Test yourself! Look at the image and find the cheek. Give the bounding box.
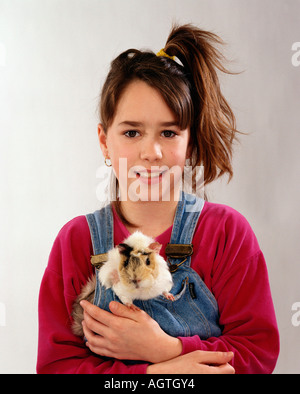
[167,135,190,165]
[111,155,136,183]
[168,149,187,168]
[106,141,134,177]
[119,268,130,284]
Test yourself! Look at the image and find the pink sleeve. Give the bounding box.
[36,217,148,374]
[179,251,280,374]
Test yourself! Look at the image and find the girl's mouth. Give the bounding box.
[135,169,167,184]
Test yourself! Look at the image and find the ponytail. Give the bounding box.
[164,24,239,184]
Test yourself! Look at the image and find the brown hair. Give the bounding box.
[99,24,239,224]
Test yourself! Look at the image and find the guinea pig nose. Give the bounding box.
[132,278,141,284]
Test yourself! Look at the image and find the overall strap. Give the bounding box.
[86,193,204,270]
[86,204,114,269]
[166,192,204,270]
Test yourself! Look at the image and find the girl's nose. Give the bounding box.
[140,140,162,162]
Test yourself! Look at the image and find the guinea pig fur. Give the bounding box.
[71,231,174,336]
[98,231,174,307]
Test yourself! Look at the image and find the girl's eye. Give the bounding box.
[124,130,140,138]
[161,130,176,138]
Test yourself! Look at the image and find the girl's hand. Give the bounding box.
[147,350,235,374]
[80,300,182,363]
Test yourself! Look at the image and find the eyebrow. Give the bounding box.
[118,120,180,128]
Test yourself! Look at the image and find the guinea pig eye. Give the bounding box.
[146,257,150,266]
[124,259,129,267]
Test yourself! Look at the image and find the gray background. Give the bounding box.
[0,0,299,373]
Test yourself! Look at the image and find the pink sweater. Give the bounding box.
[37,202,279,374]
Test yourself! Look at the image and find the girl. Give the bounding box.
[37,24,279,374]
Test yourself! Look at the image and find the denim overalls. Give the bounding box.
[86,192,222,340]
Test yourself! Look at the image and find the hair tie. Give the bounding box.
[156,48,175,61]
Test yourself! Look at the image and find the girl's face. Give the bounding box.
[98,79,191,202]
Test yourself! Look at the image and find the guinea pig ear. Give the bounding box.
[148,242,162,254]
[117,243,133,257]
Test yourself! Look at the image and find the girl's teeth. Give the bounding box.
[139,172,161,178]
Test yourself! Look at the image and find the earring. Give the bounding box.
[105,157,112,167]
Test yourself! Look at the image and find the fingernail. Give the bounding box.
[109,301,118,311]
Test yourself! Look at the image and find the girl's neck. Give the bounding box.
[119,199,178,238]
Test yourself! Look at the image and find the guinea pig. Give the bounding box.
[71,231,174,337]
[100,231,174,308]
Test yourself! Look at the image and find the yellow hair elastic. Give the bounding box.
[156,48,175,61]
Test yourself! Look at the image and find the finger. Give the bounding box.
[82,319,95,342]
[109,301,144,321]
[80,300,115,327]
[82,319,129,360]
[194,350,234,365]
[82,321,109,355]
[208,363,235,374]
[82,319,106,348]
[83,309,110,337]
